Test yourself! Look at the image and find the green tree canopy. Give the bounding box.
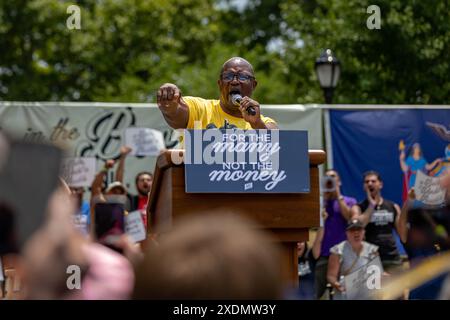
[0,0,448,104]
[280,0,450,104]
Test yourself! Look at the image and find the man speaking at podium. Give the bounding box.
[157,57,278,130]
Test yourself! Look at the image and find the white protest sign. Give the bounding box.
[124,127,165,156]
[61,157,97,187]
[344,256,383,300]
[125,210,147,243]
[414,171,446,206]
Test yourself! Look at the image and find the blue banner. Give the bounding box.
[184,129,310,193]
[330,109,450,206]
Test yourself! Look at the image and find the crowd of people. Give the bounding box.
[0,133,285,299]
[0,141,282,300]
[1,136,449,300]
[1,56,450,300]
[295,169,450,300]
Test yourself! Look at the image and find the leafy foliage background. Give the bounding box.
[1,0,448,104]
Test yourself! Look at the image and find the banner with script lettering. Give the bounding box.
[0,103,180,195]
[184,129,309,193]
[0,102,322,195]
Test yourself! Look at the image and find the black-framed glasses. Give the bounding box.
[221,72,255,82]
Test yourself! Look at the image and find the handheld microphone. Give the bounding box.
[230,94,256,116]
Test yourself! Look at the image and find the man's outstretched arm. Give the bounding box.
[157,83,189,129]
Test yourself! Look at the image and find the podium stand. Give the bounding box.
[147,149,326,287]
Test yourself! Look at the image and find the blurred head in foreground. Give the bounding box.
[133,213,282,299]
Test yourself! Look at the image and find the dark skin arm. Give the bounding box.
[157,83,189,129]
[158,83,278,129]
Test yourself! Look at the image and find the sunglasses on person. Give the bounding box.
[221,72,255,82]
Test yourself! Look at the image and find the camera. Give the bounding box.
[321,176,336,192]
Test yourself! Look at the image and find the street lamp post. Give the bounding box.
[315,49,341,104]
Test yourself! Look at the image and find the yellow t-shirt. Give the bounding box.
[183,96,276,129]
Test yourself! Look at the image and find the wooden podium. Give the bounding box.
[147,149,326,287]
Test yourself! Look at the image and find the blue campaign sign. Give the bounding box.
[184,129,310,193]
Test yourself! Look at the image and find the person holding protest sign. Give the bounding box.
[351,171,403,273]
[327,219,380,300]
[157,57,278,130]
[315,169,357,299]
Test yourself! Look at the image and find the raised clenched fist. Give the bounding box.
[157,83,181,112]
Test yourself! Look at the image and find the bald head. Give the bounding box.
[221,57,254,75]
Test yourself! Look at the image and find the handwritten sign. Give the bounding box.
[125,210,147,243]
[61,157,97,187]
[184,130,309,193]
[124,128,165,156]
[344,256,383,300]
[414,171,446,206]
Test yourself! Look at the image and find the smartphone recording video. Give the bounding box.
[94,202,125,249]
[0,138,62,252]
